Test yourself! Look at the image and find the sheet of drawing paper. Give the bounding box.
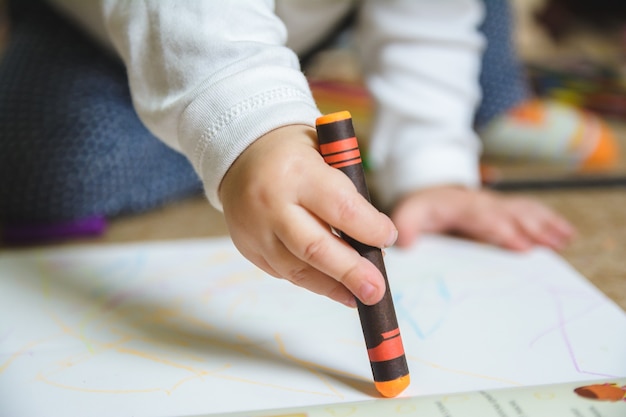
[1,235,625,417]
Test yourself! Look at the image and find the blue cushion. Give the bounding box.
[0,0,202,223]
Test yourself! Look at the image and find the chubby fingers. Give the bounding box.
[252,242,358,308]
[272,204,388,306]
[505,198,576,250]
[390,187,576,252]
[299,165,398,249]
[461,193,575,251]
[228,222,364,308]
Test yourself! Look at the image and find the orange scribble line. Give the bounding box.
[114,346,208,376]
[43,336,135,378]
[0,335,61,374]
[165,372,209,394]
[15,256,362,399]
[36,373,165,394]
[205,370,340,398]
[274,333,365,399]
[38,363,231,395]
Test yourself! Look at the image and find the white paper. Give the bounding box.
[1,235,625,417]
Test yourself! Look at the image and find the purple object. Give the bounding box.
[2,216,107,244]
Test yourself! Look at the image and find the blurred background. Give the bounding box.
[304,0,626,189]
[0,1,624,307]
[3,0,626,187]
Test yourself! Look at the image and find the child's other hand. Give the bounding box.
[219,125,398,308]
[390,186,575,251]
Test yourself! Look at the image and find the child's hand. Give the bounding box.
[390,186,575,251]
[219,125,398,308]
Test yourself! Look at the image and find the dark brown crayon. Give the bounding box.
[315,111,410,398]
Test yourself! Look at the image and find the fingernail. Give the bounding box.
[384,229,398,248]
[343,295,357,308]
[359,282,377,305]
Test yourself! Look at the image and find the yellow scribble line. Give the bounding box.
[407,354,523,386]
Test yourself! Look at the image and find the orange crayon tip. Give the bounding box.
[374,374,410,398]
[315,110,352,126]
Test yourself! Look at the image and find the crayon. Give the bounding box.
[2,215,107,245]
[315,111,410,398]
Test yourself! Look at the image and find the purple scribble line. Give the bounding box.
[550,287,618,379]
[529,301,604,347]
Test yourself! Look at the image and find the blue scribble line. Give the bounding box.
[394,275,451,340]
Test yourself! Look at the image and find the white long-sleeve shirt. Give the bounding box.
[47,0,485,210]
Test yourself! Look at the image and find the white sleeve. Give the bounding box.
[356,0,485,209]
[46,0,321,210]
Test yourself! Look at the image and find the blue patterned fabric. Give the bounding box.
[475,0,529,129]
[0,0,202,223]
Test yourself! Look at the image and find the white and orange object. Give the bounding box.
[479,99,619,170]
